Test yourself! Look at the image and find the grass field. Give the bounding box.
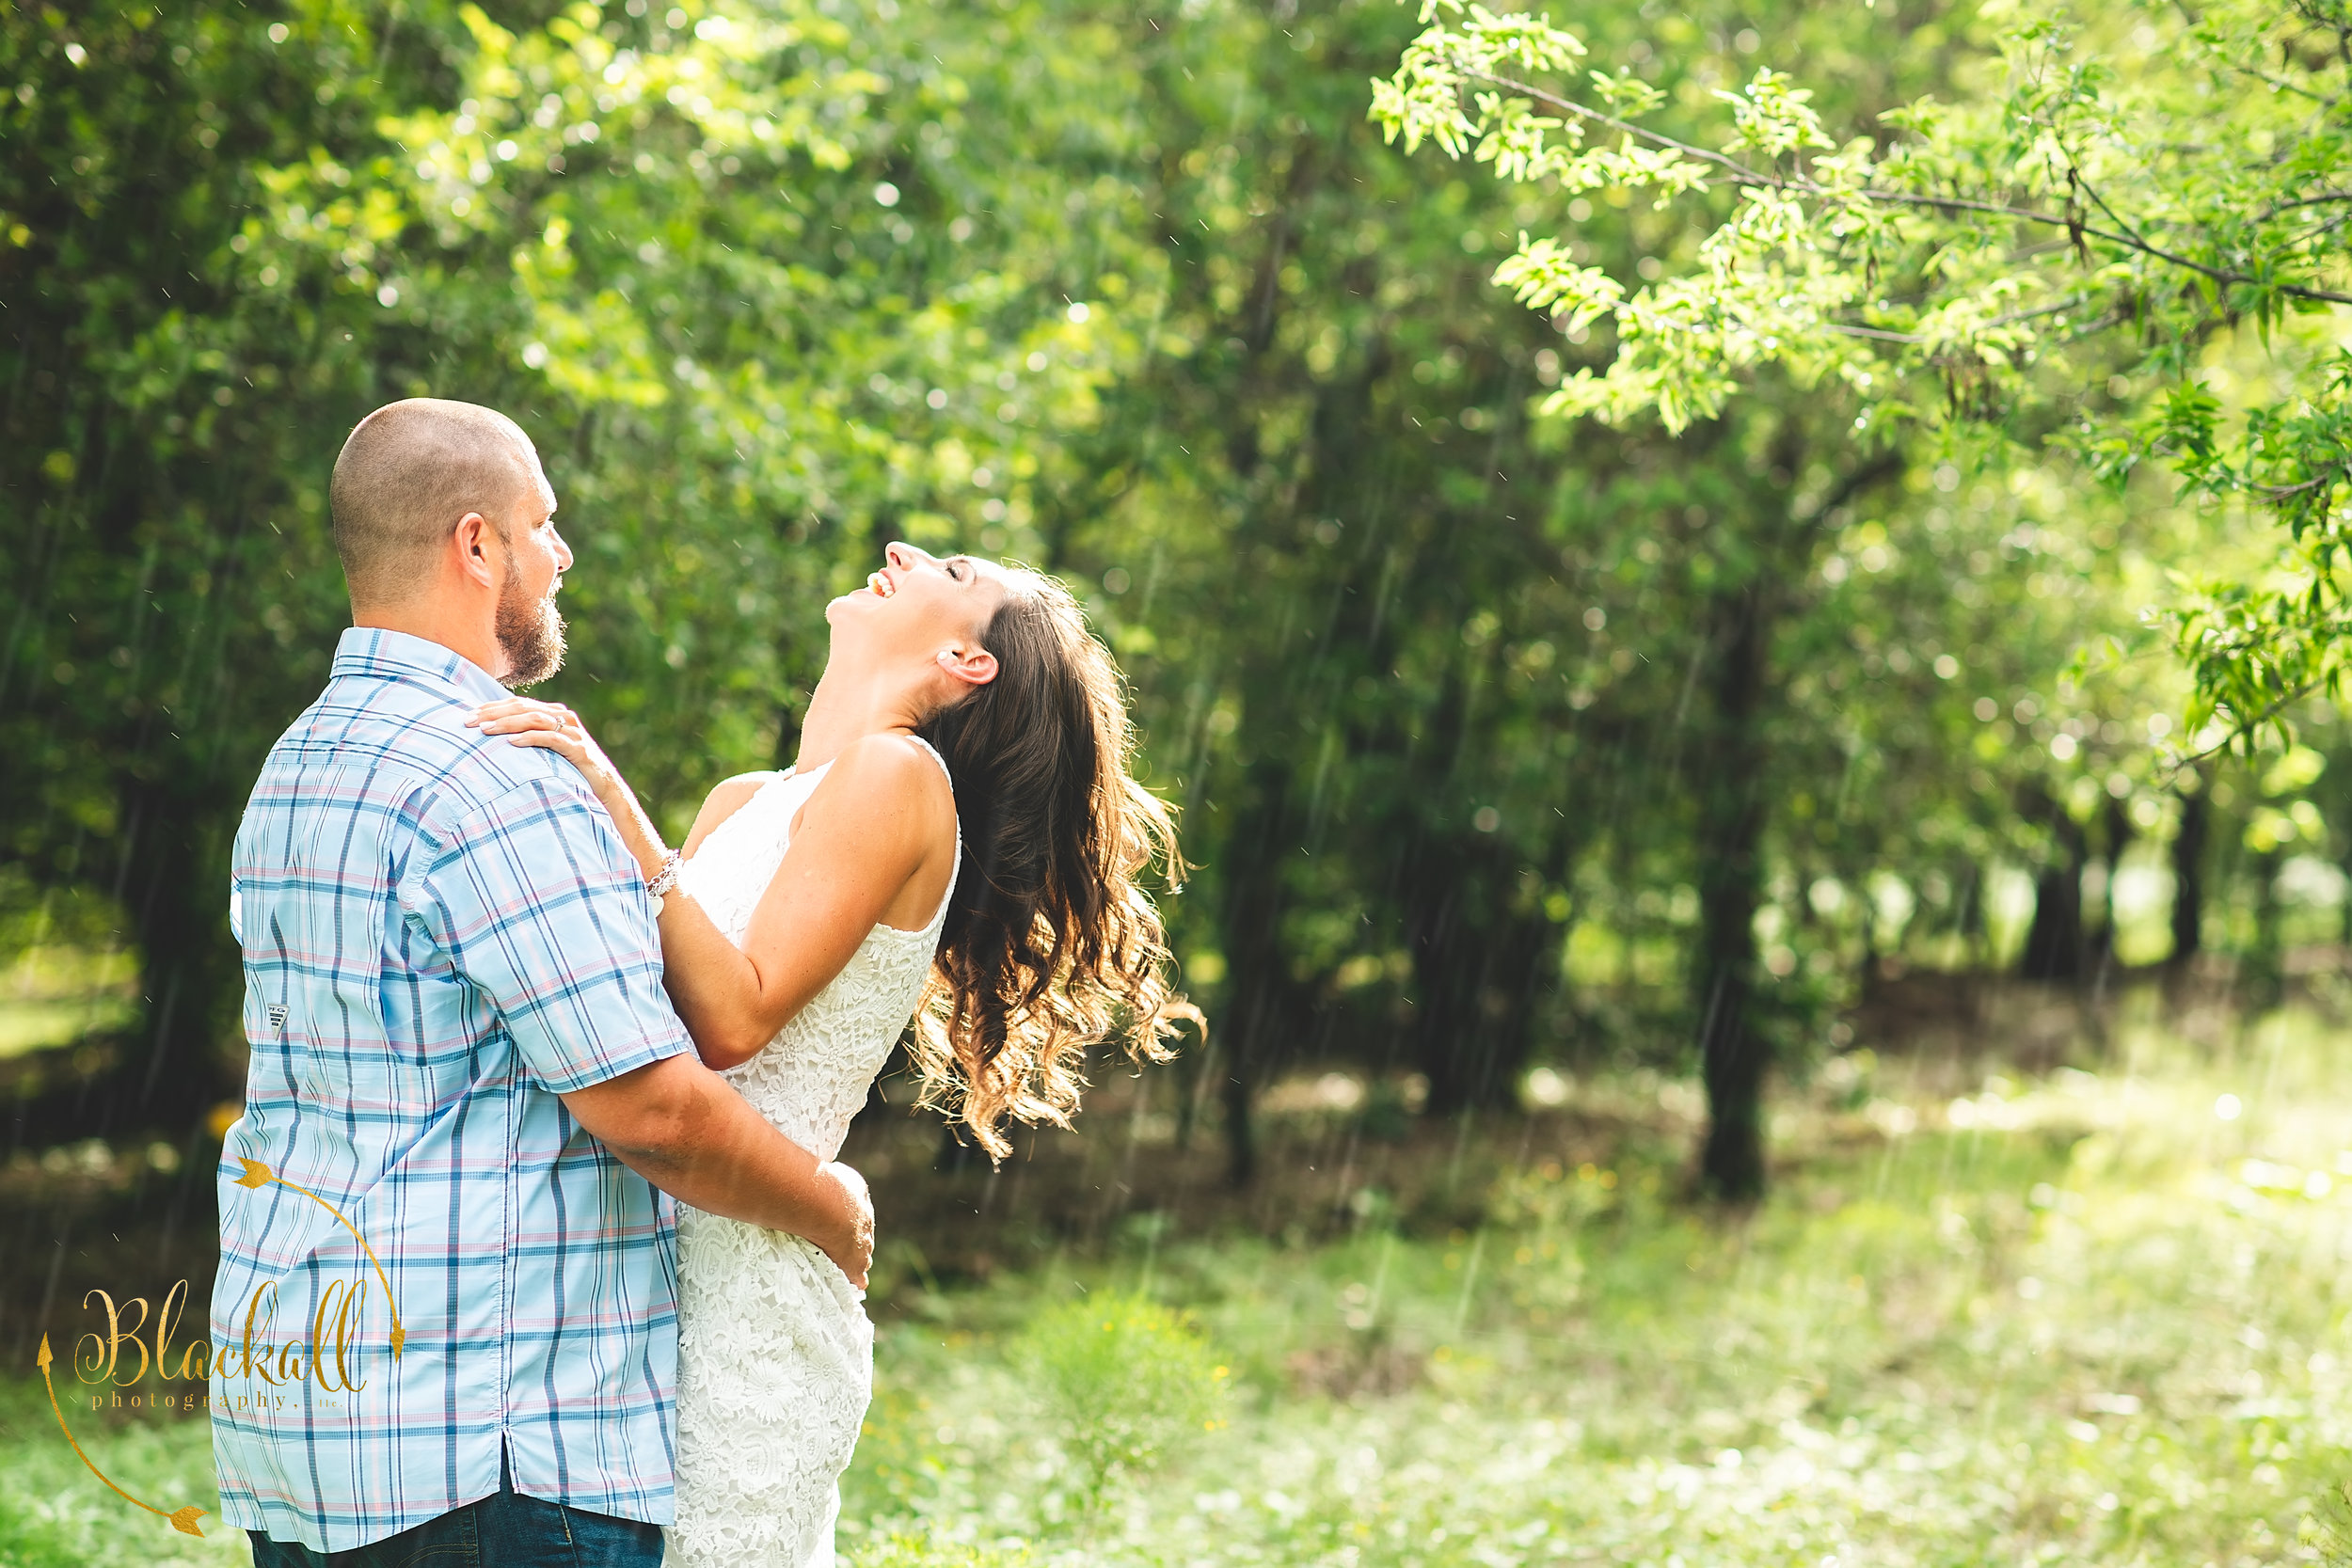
[8,991,2352,1566]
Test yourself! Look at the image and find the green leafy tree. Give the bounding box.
[1373,0,2352,745]
[2,1,458,1130]
[0,0,1161,1128]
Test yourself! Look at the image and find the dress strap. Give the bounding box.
[903,733,953,791]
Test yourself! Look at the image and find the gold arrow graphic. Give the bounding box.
[235,1158,405,1358]
[37,1336,207,1537]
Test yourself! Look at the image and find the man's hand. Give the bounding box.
[561,1054,872,1283]
[816,1161,875,1289]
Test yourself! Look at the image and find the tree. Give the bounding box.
[0,0,1163,1132]
[1372,0,2352,749]
[3,2,453,1136]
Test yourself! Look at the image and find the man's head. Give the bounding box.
[329,399,572,685]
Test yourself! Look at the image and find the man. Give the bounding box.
[213,398,871,1566]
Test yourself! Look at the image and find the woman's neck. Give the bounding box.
[793,663,923,771]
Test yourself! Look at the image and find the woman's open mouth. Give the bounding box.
[867,570,897,599]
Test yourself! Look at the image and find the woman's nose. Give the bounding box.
[885,541,917,570]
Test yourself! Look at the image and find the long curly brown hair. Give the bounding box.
[912,567,1192,1157]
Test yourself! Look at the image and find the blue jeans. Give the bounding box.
[245,1453,665,1568]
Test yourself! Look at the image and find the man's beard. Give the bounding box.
[496,557,566,688]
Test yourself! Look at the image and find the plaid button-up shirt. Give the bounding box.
[212,627,693,1551]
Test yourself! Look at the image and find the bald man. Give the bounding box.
[214,399,870,1565]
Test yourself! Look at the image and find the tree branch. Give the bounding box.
[1454,65,2352,308]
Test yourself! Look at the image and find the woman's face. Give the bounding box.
[827,541,1011,669]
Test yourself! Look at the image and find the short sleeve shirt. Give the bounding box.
[212,627,694,1551]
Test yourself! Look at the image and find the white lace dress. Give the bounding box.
[667,744,957,1568]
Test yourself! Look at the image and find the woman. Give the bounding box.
[469,542,1187,1567]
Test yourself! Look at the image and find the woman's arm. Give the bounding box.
[657,736,950,1067]
[468,700,952,1069]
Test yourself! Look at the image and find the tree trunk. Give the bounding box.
[1405,832,1557,1115]
[2019,802,2089,982]
[2092,796,2132,974]
[1216,767,1306,1186]
[2171,775,2208,966]
[119,782,242,1132]
[2019,866,2085,980]
[1684,436,1899,1202]
[2245,847,2285,1013]
[1696,583,1770,1202]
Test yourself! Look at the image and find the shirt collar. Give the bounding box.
[331,626,512,705]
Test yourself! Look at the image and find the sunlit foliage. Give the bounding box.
[1374,0,2352,749]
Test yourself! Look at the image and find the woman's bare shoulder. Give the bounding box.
[796,736,955,927]
[802,734,953,834]
[682,770,784,857]
[830,733,948,796]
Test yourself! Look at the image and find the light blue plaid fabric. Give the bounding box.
[213,627,694,1551]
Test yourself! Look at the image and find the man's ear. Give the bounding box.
[452,512,499,589]
[937,646,998,689]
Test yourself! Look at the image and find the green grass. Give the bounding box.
[11,998,2352,1564]
[842,1006,2352,1565]
[0,1377,243,1567]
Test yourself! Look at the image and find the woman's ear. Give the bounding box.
[936,645,999,689]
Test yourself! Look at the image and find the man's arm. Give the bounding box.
[560,1054,874,1286]
[415,773,872,1282]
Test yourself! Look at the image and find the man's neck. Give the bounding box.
[353,599,506,685]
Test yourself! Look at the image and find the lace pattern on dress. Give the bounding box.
[668,741,957,1568]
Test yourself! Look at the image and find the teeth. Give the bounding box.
[868,571,894,598]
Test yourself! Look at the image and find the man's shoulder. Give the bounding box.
[255,673,599,836]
